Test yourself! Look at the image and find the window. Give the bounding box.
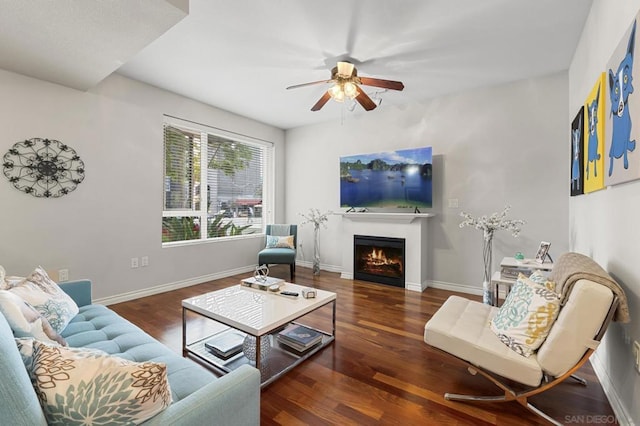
[162,117,272,244]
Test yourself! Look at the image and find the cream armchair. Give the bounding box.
[424,253,629,425]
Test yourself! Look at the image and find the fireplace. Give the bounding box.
[353,235,405,287]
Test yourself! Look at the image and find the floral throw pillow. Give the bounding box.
[490,274,561,357]
[15,338,39,371]
[0,291,67,345]
[8,266,78,333]
[18,339,172,425]
[266,235,295,249]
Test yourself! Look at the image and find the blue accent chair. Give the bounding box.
[258,225,297,281]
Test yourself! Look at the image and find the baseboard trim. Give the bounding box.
[589,352,633,426]
[95,265,256,306]
[335,274,468,294]
[406,281,427,292]
[428,280,483,296]
[295,260,343,274]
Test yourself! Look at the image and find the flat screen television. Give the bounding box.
[340,146,432,209]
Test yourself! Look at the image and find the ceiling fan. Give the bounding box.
[286,61,404,112]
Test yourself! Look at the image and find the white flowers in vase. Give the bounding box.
[300,208,332,230]
[459,205,525,239]
[459,205,525,304]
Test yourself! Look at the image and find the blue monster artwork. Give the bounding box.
[586,85,601,179]
[608,20,636,176]
[571,107,584,196]
[572,127,581,190]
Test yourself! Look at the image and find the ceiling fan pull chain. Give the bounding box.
[341,103,346,125]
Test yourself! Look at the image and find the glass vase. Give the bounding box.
[482,232,494,305]
[242,334,271,362]
[313,226,320,275]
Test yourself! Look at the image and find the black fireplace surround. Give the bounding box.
[353,235,405,288]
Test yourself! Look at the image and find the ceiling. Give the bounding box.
[1,0,593,130]
[0,0,189,90]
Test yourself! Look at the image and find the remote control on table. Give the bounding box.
[280,291,299,297]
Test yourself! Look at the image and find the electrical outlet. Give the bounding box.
[141,256,149,267]
[131,257,139,268]
[448,198,459,208]
[633,341,640,374]
[58,269,69,282]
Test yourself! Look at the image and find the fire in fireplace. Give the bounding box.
[353,235,405,287]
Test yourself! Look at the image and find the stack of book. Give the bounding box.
[276,324,323,353]
[500,265,534,280]
[204,330,245,359]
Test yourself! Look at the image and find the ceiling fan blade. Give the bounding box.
[359,77,404,91]
[286,80,332,90]
[311,91,332,111]
[355,89,377,111]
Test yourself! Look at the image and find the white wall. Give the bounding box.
[285,72,570,292]
[0,70,285,301]
[570,1,640,423]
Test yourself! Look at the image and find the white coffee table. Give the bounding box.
[182,282,336,387]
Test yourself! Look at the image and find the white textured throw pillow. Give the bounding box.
[490,274,561,357]
[8,266,78,333]
[17,339,172,425]
[0,291,66,345]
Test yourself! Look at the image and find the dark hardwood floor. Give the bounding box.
[110,265,616,425]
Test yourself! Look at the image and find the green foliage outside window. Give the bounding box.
[162,213,254,243]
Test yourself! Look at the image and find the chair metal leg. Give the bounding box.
[526,402,563,426]
[446,389,563,426]
[569,374,587,386]
[445,393,508,402]
[446,389,561,425]
[290,263,295,281]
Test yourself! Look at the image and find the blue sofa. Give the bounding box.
[0,279,260,425]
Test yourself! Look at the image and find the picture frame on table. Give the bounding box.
[535,241,551,264]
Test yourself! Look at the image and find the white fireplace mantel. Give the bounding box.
[338,212,434,292]
[336,212,434,223]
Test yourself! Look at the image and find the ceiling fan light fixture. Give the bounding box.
[343,81,358,98]
[328,84,345,102]
[288,61,403,112]
[329,81,357,103]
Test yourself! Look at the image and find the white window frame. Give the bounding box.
[162,115,274,246]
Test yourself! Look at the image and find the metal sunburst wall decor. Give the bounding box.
[3,138,85,198]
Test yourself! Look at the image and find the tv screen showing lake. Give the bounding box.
[340,146,432,208]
